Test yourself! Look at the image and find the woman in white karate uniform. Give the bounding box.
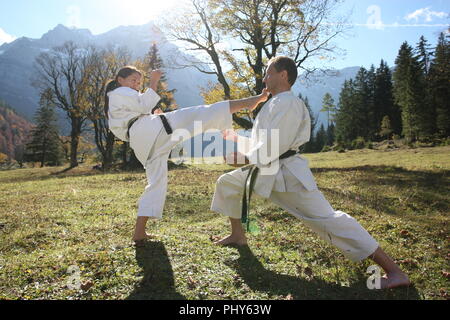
[105,66,269,244]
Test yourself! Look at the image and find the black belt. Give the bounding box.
[241,149,300,232]
[126,114,173,140]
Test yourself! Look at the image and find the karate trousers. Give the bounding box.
[210,167,380,262]
[137,101,232,219]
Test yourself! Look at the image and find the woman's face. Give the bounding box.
[118,72,142,91]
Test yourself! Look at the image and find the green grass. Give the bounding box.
[0,146,449,300]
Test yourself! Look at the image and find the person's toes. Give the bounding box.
[133,234,155,244]
[214,236,247,246]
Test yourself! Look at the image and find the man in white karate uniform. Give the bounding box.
[211,56,410,289]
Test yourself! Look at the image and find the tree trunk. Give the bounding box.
[102,132,115,170]
[40,140,47,168]
[121,143,128,168]
[70,117,81,168]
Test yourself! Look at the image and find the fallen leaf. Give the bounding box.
[304,267,314,279]
[80,280,94,291]
[187,276,197,289]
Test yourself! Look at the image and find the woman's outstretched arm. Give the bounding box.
[229,89,269,114]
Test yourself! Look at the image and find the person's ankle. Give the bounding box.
[133,232,147,238]
[231,233,246,240]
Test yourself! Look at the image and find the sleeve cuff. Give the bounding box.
[141,88,161,113]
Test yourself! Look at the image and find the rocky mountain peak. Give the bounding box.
[40,24,93,47]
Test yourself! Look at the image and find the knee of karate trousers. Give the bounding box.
[269,190,380,262]
[303,214,380,262]
[210,173,243,219]
[306,211,380,262]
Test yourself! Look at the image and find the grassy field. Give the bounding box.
[0,146,449,300]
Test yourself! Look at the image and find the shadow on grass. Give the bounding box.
[313,165,449,192]
[314,165,449,217]
[229,246,420,300]
[126,241,186,300]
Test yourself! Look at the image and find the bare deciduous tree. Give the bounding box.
[33,41,89,168]
[80,46,131,169]
[210,0,350,92]
[160,0,254,128]
[160,0,350,126]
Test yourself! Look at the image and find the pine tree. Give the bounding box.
[298,93,317,153]
[315,124,327,152]
[335,79,358,146]
[24,90,64,167]
[374,60,402,136]
[416,36,433,76]
[352,67,373,140]
[393,42,428,142]
[326,123,335,146]
[142,43,177,112]
[320,92,336,128]
[351,67,374,140]
[335,67,382,146]
[415,35,436,137]
[366,65,377,140]
[429,32,450,137]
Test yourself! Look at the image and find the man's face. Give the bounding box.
[262,62,286,94]
[118,72,142,91]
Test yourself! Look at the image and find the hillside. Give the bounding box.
[0,100,33,160]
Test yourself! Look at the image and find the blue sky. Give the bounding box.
[0,0,448,70]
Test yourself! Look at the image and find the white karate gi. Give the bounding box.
[108,86,233,219]
[210,91,379,262]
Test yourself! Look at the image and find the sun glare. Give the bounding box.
[112,0,185,25]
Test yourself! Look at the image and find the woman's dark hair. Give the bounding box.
[104,66,143,118]
[268,56,298,86]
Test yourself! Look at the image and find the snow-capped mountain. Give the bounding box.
[0,22,215,132]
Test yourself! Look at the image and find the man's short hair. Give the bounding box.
[268,56,298,86]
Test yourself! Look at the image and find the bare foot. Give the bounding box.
[380,272,411,289]
[214,234,247,246]
[132,233,155,244]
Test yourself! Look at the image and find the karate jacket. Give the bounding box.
[236,90,318,198]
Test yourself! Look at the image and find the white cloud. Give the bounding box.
[405,7,448,22]
[0,28,16,45]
